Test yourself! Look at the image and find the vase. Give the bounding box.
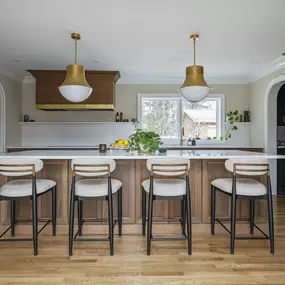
[138,144,151,154]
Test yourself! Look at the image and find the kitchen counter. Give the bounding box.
[7,145,263,149]
[1,149,282,159]
[0,149,280,236]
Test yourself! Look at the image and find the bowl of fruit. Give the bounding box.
[112,139,129,150]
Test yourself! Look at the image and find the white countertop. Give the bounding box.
[0,150,283,160]
[6,145,262,149]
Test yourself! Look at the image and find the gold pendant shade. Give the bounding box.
[58,33,92,103]
[179,34,211,103]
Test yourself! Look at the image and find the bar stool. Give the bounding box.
[141,158,192,255]
[211,158,274,254]
[0,158,57,256]
[69,158,123,256]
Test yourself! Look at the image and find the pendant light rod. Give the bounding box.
[190,34,199,66]
[71,33,81,65]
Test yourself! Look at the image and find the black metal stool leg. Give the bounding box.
[211,186,216,235]
[52,186,57,236]
[108,188,114,256]
[118,187,123,236]
[32,193,38,256]
[147,191,154,256]
[186,176,192,255]
[142,186,146,236]
[230,193,237,255]
[69,177,75,256]
[78,200,83,236]
[10,200,15,237]
[250,199,255,235]
[181,197,186,235]
[267,176,274,254]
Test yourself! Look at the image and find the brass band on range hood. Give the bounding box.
[36,104,115,110]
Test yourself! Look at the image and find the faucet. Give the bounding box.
[180,126,185,146]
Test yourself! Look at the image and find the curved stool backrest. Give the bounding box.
[225,157,269,176]
[0,158,43,177]
[71,158,116,177]
[146,158,190,176]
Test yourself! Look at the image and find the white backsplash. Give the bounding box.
[21,122,135,147]
[20,121,252,147]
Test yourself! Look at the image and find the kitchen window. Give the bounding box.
[137,93,225,144]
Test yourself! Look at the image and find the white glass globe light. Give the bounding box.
[58,85,92,103]
[179,85,211,103]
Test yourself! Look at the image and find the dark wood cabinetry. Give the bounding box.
[28,70,120,110]
[277,84,285,126]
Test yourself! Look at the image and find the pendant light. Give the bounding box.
[59,33,92,103]
[179,34,211,103]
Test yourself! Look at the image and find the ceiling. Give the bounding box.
[0,0,285,83]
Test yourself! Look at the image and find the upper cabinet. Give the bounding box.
[28,70,120,110]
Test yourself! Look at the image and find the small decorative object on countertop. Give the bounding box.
[23,115,29,122]
[120,112,123,122]
[30,119,35,122]
[191,138,196,145]
[239,114,243,122]
[115,112,120,122]
[99,144,107,153]
[244,111,250,122]
[188,138,192,146]
[159,148,167,154]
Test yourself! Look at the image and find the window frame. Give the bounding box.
[137,93,225,145]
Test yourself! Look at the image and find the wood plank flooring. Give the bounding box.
[0,197,285,285]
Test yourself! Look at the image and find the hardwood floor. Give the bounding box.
[0,198,285,284]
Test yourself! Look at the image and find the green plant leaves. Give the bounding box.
[127,128,163,153]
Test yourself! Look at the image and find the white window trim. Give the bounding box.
[137,93,225,145]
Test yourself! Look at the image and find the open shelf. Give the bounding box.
[224,122,251,125]
[19,121,134,124]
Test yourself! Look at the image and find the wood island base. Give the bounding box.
[0,158,268,235]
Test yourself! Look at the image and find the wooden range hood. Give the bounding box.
[28,70,120,111]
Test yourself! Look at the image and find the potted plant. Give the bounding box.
[212,110,239,140]
[127,129,163,153]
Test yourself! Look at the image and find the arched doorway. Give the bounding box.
[0,82,6,153]
[264,75,285,194]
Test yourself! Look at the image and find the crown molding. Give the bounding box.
[0,67,24,82]
[22,75,36,84]
[248,56,285,83]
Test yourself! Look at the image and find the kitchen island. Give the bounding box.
[0,149,281,235]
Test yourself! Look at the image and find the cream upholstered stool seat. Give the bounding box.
[211,178,266,196]
[0,158,57,256]
[141,179,187,196]
[211,157,274,255]
[69,158,123,256]
[75,179,122,197]
[141,158,192,256]
[0,179,56,197]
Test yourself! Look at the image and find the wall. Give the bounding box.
[22,82,250,122]
[21,82,250,146]
[249,67,285,147]
[0,73,21,147]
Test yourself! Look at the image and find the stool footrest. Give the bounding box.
[0,238,33,242]
[151,237,187,241]
[0,219,51,241]
[216,218,269,239]
[74,237,109,242]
